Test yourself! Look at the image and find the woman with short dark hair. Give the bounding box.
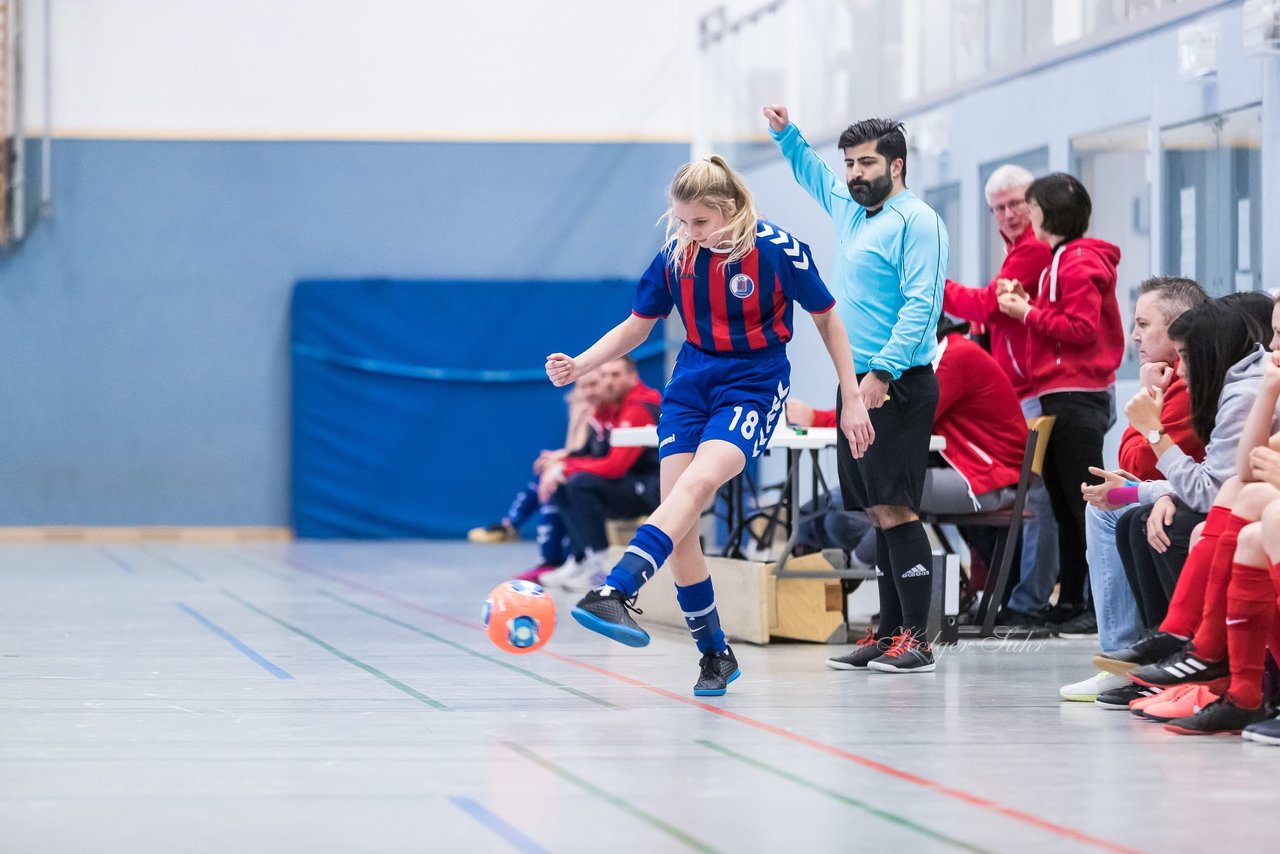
[996,173,1124,633]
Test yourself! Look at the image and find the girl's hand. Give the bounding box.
[839,394,875,459]
[1250,446,1280,489]
[1146,495,1177,553]
[1262,350,1280,396]
[1124,386,1164,435]
[1081,466,1126,510]
[997,291,1030,320]
[996,278,1026,298]
[545,353,579,387]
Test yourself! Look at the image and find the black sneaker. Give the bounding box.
[1095,682,1161,710]
[571,585,650,647]
[1093,631,1186,675]
[826,628,890,670]
[1051,609,1098,638]
[994,607,1053,637]
[867,630,936,673]
[1044,602,1085,624]
[1164,696,1270,736]
[694,646,740,696]
[1242,715,1280,745]
[1129,647,1229,687]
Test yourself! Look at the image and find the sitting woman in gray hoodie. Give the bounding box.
[1111,293,1276,644]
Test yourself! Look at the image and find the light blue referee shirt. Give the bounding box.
[770,122,948,379]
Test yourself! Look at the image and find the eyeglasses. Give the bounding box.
[989,199,1027,215]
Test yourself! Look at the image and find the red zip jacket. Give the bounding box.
[1117,372,1205,478]
[1023,237,1124,395]
[933,334,1027,498]
[811,335,1026,500]
[562,382,662,479]
[943,225,1051,400]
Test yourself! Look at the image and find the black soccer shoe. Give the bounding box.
[1095,682,1161,710]
[1164,697,1270,736]
[694,646,741,697]
[1093,631,1186,675]
[826,628,891,671]
[571,585,650,647]
[1129,647,1228,687]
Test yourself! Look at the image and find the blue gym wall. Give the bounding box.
[0,138,687,525]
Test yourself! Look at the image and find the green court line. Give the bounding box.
[696,740,994,854]
[222,590,449,711]
[502,741,721,854]
[316,588,617,709]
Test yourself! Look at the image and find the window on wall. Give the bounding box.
[1161,106,1263,297]
[979,147,1049,285]
[1073,121,1152,381]
[924,183,963,281]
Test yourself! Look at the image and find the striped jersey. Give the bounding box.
[631,220,835,355]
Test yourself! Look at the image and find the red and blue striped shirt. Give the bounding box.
[632,220,835,355]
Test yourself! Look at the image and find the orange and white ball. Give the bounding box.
[482,580,556,654]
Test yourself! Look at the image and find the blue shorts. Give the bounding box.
[656,343,790,461]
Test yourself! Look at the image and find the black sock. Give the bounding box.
[874,529,901,639]
[883,520,933,641]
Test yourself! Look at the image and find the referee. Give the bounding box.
[766,105,948,673]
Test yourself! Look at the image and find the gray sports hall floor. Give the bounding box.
[2,539,1275,854]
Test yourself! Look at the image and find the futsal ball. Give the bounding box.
[482,580,556,654]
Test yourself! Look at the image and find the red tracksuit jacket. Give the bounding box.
[943,225,1052,401]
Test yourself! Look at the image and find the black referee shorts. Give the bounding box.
[834,365,939,513]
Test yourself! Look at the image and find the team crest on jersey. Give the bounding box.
[728,273,755,299]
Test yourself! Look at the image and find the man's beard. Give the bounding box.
[848,173,893,208]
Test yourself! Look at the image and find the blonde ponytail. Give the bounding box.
[660,155,760,276]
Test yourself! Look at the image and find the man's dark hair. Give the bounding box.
[838,118,908,183]
[1137,276,1208,323]
[1025,173,1091,242]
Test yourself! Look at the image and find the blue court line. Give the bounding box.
[99,548,137,574]
[176,602,294,680]
[448,797,550,854]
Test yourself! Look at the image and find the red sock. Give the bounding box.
[1162,509,1244,638]
[1225,561,1275,709]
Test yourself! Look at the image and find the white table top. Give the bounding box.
[610,425,945,452]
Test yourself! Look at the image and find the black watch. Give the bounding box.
[871,369,893,384]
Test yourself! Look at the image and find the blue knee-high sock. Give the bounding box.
[604,524,673,597]
[506,481,541,527]
[675,576,727,654]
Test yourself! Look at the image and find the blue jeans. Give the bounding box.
[1085,502,1143,651]
[1006,475,1059,615]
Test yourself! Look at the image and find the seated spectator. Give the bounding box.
[1055,277,1208,703]
[468,370,610,582]
[539,356,663,591]
[996,173,1124,635]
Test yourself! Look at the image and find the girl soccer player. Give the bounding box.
[545,156,872,696]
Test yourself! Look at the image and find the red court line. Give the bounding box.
[282,557,1145,854]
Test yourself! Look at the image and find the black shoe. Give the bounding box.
[867,630,936,673]
[1052,609,1098,638]
[826,628,890,670]
[995,607,1050,629]
[694,646,740,696]
[1095,682,1161,710]
[1129,647,1229,687]
[1164,696,1270,736]
[1044,602,1084,624]
[1242,715,1280,745]
[571,586,650,647]
[1093,631,1186,675]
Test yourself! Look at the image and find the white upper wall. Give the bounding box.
[36,0,708,139]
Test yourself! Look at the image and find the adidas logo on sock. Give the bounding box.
[902,564,930,578]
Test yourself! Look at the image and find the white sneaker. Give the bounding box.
[1059,671,1129,702]
[538,559,583,588]
[543,553,608,592]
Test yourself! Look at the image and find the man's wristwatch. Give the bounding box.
[871,369,893,384]
[1145,428,1166,445]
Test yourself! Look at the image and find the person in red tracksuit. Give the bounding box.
[942,164,1052,408]
[537,356,663,592]
[996,173,1124,630]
